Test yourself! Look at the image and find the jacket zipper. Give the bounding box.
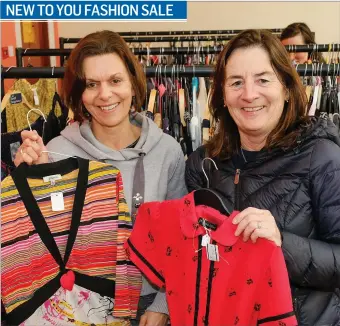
[293,297,299,321]
[234,169,241,211]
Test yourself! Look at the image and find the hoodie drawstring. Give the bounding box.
[131,152,146,223]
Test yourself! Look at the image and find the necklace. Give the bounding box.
[240,147,247,163]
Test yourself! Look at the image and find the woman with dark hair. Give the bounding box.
[281,22,325,63]
[14,30,187,326]
[186,29,340,325]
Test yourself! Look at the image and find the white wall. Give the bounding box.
[59,2,340,44]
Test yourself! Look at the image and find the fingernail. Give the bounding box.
[232,219,237,224]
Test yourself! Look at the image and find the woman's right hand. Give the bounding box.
[14,130,49,166]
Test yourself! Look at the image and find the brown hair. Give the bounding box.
[280,22,324,62]
[280,22,315,44]
[206,29,309,159]
[63,30,146,123]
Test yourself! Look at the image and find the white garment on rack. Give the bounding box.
[198,77,208,120]
[190,77,201,151]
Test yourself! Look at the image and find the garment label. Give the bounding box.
[10,93,22,104]
[201,234,211,247]
[206,243,219,262]
[43,174,62,186]
[51,192,64,211]
[32,88,40,106]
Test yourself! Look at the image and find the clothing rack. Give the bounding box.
[59,29,284,47]
[60,33,281,47]
[15,48,71,67]
[125,35,239,43]
[16,44,340,67]
[115,28,285,37]
[2,64,340,79]
[2,64,339,101]
[61,35,247,46]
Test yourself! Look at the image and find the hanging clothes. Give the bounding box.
[1,160,11,181]
[1,115,46,174]
[42,92,69,144]
[143,72,214,156]
[313,77,340,132]
[198,77,208,121]
[125,193,297,326]
[1,158,142,325]
[4,78,62,132]
[1,92,68,173]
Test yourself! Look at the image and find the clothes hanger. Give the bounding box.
[193,157,231,216]
[26,108,76,160]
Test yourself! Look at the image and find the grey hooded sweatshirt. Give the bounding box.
[46,113,188,315]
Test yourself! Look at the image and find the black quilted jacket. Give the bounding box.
[185,117,340,326]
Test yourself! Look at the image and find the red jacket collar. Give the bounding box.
[179,192,240,247]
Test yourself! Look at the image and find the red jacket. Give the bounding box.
[125,192,297,326]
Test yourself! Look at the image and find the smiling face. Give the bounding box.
[81,53,135,129]
[224,46,287,142]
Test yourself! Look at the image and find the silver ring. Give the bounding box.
[257,221,262,229]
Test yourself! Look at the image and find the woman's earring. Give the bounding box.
[130,96,137,115]
[285,91,290,103]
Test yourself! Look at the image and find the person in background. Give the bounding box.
[280,22,325,64]
[14,30,188,326]
[186,29,340,325]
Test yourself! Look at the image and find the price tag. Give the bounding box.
[206,243,219,262]
[201,234,210,247]
[51,192,65,212]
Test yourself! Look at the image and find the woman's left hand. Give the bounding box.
[232,207,282,246]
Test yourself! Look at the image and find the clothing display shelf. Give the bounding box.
[16,44,340,67]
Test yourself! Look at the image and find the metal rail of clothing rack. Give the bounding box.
[59,33,283,64]
[113,28,285,37]
[2,64,340,78]
[125,35,244,43]
[60,33,281,46]
[59,29,284,47]
[2,64,340,100]
[16,44,340,67]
